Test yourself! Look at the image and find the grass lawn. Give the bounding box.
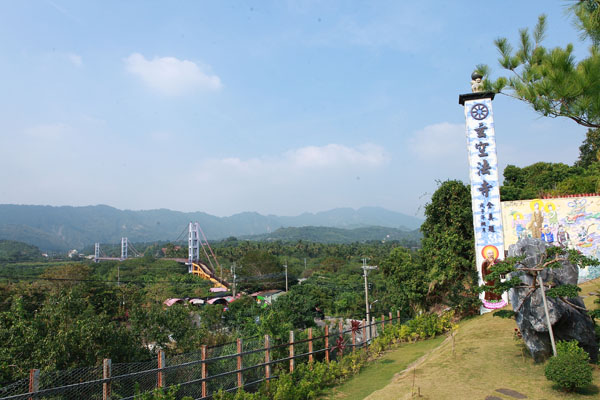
[361,278,600,400]
[326,336,446,400]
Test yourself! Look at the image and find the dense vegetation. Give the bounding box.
[0,236,416,385]
[500,130,600,200]
[0,175,479,387]
[0,240,43,262]
[239,225,421,245]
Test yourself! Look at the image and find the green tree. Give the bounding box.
[420,180,479,314]
[569,0,600,45]
[477,5,600,128]
[575,128,600,168]
[500,162,582,200]
[238,250,283,291]
[380,247,426,315]
[320,256,345,273]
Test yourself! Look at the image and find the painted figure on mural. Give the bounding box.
[512,212,526,239]
[480,245,507,309]
[528,200,544,239]
[541,225,554,243]
[557,225,571,248]
[577,225,594,247]
[567,198,587,223]
[481,248,502,301]
[545,202,559,228]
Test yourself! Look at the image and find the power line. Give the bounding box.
[174,224,189,242]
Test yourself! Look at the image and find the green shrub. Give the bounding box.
[406,312,453,339]
[544,340,593,392]
[134,385,192,400]
[212,388,263,400]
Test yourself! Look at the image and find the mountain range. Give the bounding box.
[0,204,422,251]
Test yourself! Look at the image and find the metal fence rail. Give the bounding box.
[1,311,405,400]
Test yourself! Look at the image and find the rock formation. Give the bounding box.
[508,237,598,362]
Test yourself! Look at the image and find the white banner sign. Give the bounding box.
[463,96,507,312]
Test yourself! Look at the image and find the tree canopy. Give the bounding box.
[419,180,479,314]
[477,2,600,128]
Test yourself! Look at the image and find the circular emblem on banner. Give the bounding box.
[470,103,489,120]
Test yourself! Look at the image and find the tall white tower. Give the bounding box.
[188,222,200,273]
[121,237,128,260]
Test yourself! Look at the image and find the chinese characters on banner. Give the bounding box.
[463,97,508,312]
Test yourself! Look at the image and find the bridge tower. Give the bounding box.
[94,243,100,263]
[188,222,200,273]
[121,237,128,260]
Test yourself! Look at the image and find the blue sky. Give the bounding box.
[0,1,591,217]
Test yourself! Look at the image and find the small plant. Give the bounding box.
[513,328,522,341]
[134,385,192,400]
[544,340,593,392]
[512,328,527,362]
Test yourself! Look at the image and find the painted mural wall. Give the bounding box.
[501,196,600,282]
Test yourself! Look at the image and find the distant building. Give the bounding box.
[250,290,285,306]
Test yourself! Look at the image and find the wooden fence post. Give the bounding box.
[157,350,165,388]
[352,329,356,353]
[237,338,243,389]
[362,319,367,350]
[372,317,377,338]
[308,328,313,364]
[324,325,330,363]
[201,345,207,398]
[397,309,400,320]
[103,359,111,400]
[381,314,385,330]
[265,335,271,386]
[28,369,39,400]
[289,331,294,372]
[389,311,393,324]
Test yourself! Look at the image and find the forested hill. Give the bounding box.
[242,226,421,245]
[0,204,422,251]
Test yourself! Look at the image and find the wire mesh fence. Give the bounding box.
[0,378,28,399]
[1,312,406,400]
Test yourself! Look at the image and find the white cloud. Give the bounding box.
[198,143,388,179]
[67,53,82,67]
[149,131,174,142]
[285,143,388,168]
[124,53,222,96]
[24,123,72,140]
[183,143,390,215]
[408,122,465,160]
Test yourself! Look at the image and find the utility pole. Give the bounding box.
[231,262,238,297]
[284,261,288,292]
[362,258,377,342]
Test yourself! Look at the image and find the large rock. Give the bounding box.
[508,238,598,362]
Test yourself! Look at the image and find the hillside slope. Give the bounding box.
[0,205,422,251]
[364,278,600,400]
[241,226,421,244]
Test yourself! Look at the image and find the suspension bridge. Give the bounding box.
[93,222,229,289]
